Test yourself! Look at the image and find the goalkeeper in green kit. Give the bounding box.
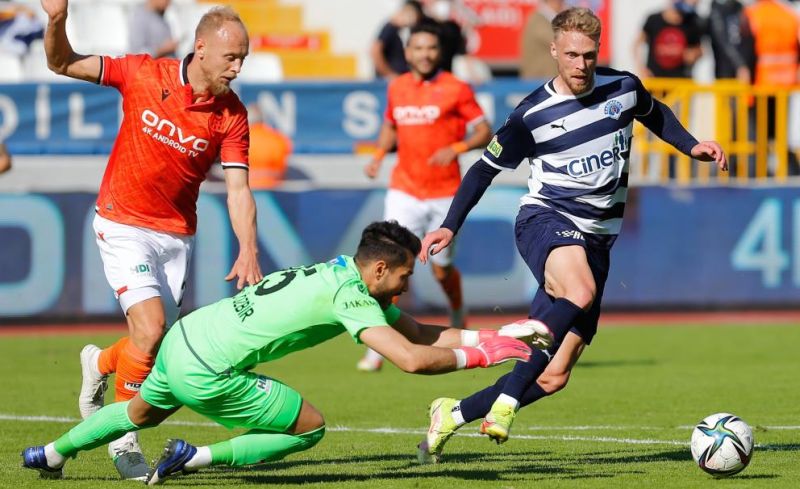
[22,221,551,485]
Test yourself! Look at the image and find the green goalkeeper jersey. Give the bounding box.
[179,255,401,373]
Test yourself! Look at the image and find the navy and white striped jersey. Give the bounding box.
[482,68,654,235]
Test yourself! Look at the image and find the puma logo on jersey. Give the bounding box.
[393,105,441,125]
[161,88,171,101]
[550,119,567,132]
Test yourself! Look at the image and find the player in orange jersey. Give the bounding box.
[361,23,492,371]
[40,0,262,479]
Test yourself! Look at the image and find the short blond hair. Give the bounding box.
[552,7,601,42]
[195,6,247,40]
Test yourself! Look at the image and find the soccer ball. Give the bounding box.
[690,413,754,477]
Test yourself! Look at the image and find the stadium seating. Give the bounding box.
[237,53,283,83]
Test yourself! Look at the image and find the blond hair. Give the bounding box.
[195,6,247,40]
[552,7,602,41]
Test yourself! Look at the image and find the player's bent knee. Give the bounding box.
[133,327,165,353]
[566,285,596,311]
[296,425,326,450]
[290,400,325,434]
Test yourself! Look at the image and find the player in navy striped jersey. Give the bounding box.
[416,7,728,462]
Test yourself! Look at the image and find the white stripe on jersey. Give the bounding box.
[575,185,628,209]
[530,90,636,144]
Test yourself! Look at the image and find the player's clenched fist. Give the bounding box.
[454,336,531,369]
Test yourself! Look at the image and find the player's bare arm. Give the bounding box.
[41,0,102,82]
[390,312,555,350]
[364,121,397,179]
[389,312,464,347]
[359,324,531,374]
[428,119,493,166]
[224,168,263,289]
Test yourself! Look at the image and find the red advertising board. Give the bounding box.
[455,0,611,68]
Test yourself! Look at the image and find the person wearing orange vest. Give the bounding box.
[246,104,293,189]
[743,0,800,175]
[744,0,799,87]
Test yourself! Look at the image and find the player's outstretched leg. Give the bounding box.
[21,446,63,479]
[79,344,109,419]
[417,397,464,464]
[21,400,147,481]
[147,427,326,485]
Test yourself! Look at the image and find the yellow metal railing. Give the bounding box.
[633,78,799,185]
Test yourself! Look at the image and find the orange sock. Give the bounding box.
[440,268,464,310]
[114,341,155,402]
[97,337,130,376]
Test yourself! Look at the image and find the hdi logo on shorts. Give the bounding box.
[130,264,152,275]
[256,375,273,394]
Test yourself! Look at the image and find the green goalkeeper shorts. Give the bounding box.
[140,323,303,432]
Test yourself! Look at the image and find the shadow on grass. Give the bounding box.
[172,448,691,485]
[582,448,690,465]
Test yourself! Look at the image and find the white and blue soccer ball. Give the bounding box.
[690,413,754,477]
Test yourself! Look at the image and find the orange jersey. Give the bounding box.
[96,54,249,235]
[385,71,485,199]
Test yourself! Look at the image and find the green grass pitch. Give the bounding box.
[2,322,798,488]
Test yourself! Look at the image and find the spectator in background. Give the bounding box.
[128,0,177,59]
[633,0,704,78]
[0,2,43,56]
[708,0,751,83]
[371,0,427,79]
[425,0,466,72]
[246,104,292,190]
[0,142,11,174]
[743,0,800,175]
[519,0,566,79]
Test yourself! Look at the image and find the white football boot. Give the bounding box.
[78,344,108,419]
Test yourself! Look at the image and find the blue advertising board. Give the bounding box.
[0,80,534,155]
[1,186,798,320]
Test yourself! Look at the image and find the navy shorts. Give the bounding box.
[514,205,615,345]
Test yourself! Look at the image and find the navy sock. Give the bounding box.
[501,298,583,401]
[459,373,510,423]
[458,298,583,421]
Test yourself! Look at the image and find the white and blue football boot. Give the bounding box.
[147,439,198,486]
[21,446,63,479]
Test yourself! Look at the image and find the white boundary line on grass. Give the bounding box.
[3,414,797,448]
